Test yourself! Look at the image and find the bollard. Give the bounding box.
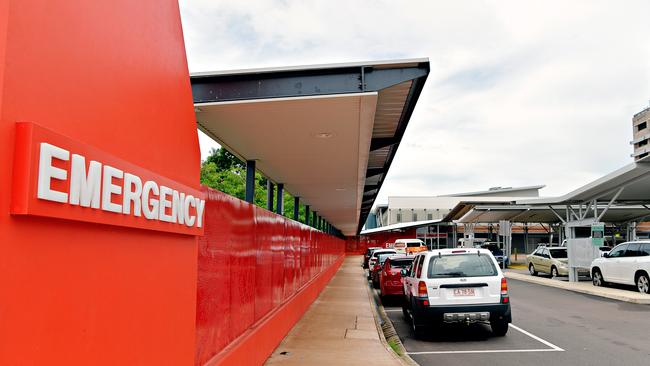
[514,248,518,261]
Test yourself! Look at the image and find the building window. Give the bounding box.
[413,212,418,221]
[427,213,433,220]
[638,122,647,132]
[640,139,648,147]
[396,213,402,222]
[640,152,649,159]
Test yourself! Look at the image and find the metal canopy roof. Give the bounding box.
[191,59,429,235]
[518,156,650,205]
[360,219,443,235]
[447,204,650,224]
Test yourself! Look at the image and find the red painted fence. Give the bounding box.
[196,187,345,365]
[345,229,418,254]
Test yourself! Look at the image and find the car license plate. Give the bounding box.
[453,288,475,296]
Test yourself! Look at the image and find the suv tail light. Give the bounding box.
[418,281,428,297]
[500,277,509,304]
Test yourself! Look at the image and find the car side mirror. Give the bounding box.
[602,252,609,258]
[400,269,408,277]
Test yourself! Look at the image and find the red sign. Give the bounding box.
[11,122,205,235]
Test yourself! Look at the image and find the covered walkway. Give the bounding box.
[265,256,401,366]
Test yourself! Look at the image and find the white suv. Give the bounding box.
[401,248,511,338]
[591,241,650,293]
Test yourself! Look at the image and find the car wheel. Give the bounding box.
[402,299,410,320]
[551,266,559,278]
[529,264,538,276]
[491,320,509,336]
[411,314,426,339]
[636,273,650,294]
[592,269,606,287]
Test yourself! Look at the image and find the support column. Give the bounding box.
[276,183,284,215]
[565,207,578,282]
[266,180,274,211]
[452,224,457,248]
[305,205,310,226]
[245,160,256,203]
[293,197,300,221]
[312,212,317,229]
[524,224,529,254]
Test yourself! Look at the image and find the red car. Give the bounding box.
[379,255,415,297]
[369,250,397,282]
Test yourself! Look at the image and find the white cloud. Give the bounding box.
[180,0,650,202]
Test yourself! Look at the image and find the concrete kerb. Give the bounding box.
[505,271,650,305]
[364,278,419,366]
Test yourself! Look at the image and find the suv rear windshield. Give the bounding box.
[389,258,414,268]
[549,248,567,258]
[427,254,498,278]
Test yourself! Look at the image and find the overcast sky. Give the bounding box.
[179,0,650,204]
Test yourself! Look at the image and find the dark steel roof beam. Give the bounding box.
[191,63,429,104]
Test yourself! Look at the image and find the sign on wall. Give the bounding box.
[591,223,605,247]
[11,122,205,235]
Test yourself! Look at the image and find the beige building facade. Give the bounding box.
[372,185,544,227]
[631,106,650,161]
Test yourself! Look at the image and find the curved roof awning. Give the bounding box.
[447,204,650,224]
[518,156,650,206]
[191,59,429,235]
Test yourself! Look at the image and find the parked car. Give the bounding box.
[368,249,397,279]
[371,251,398,287]
[527,246,565,277]
[591,241,650,293]
[479,242,510,268]
[526,246,589,278]
[401,249,511,338]
[393,238,427,255]
[379,255,415,298]
[363,247,382,269]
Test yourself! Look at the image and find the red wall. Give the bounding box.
[196,187,345,366]
[0,1,199,365]
[346,228,418,254]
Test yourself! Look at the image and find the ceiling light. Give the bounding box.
[335,188,346,191]
[315,132,333,139]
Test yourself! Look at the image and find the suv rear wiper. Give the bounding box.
[434,271,466,277]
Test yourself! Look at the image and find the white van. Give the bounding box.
[393,238,427,255]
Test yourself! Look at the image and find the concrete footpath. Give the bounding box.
[505,271,650,304]
[265,256,402,366]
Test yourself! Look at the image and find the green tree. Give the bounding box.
[200,147,307,223]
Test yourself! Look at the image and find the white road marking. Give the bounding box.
[509,324,564,351]
[406,323,565,355]
[384,309,402,312]
[407,348,561,355]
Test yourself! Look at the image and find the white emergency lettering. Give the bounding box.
[37,143,69,203]
[142,180,160,220]
[69,154,102,208]
[35,142,205,230]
